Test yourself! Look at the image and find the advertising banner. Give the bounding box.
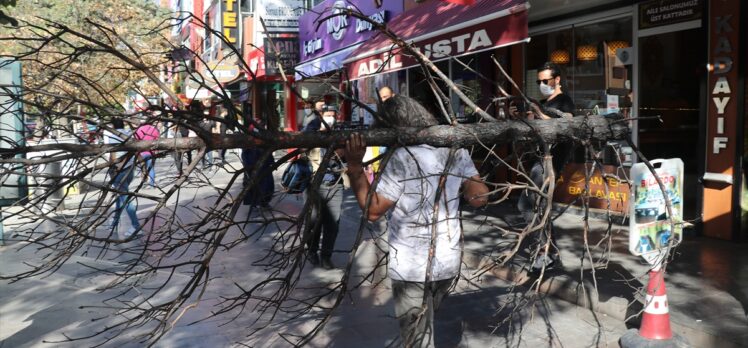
[297,0,404,64]
[255,0,304,34]
[638,0,702,30]
[629,158,684,256]
[346,10,527,80]
[264,36,300,76]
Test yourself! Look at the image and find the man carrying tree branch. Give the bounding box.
[344,95,489,347]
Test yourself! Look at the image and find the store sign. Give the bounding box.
[708,13,737,156]
[297,0,403,62]
[303,38,322,56]
[553,163,629,213]
[326,1,350,40]
[205,62,241,83]
[702,0,741,240]
[255,0,304,32]
[222,0,239,48]
[638,0,702,30]
[348,11,526,80]
[265,36,300,76]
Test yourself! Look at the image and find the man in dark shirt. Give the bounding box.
[519,62,576,274]
[305,107,344,270]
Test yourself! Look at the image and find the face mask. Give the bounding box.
[539,82,555,97]
[321,115,336,130]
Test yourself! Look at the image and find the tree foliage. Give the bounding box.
[0,0,172,114]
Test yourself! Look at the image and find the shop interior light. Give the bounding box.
[577,44,598,61]
[607,40,629,56]
[550,49,570,65]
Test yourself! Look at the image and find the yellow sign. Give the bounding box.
[223,0,238,45]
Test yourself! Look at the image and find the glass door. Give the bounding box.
[637,28,706,222]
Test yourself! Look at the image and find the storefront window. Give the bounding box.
[409,61,450,122]
[351,70,406,125]
[259,82,284,131]
[526,17,633,115]
[451,55,480,122]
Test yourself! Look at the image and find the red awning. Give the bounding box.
[344,0,529,80]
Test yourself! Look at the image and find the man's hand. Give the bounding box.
[343,133,394,221]
[344,133,366,167]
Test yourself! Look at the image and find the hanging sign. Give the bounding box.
[222,0,239,48]
[638,0,702,30]
[629,159,684,256]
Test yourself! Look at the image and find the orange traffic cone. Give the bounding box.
[639,270,672,339]
[620,270,688,347]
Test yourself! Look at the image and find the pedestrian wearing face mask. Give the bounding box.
[303,105,344,270]
[515,62,576,275]
[535,62,574,119]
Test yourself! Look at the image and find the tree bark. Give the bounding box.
[2,115,628,160]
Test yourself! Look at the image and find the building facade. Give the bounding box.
[515,0,745,241]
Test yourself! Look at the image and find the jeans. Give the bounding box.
[220,149,228,164]
[142,154,155,186]
[307,183,343,258]
[391,278,454,348]
[202,150,213,168]
[241,148,274,206]
[112,167,140,230]
[517,160,558,255]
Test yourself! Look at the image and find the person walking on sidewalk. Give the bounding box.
[304,106,344,270]
[343,95,489,347]
[199,116,216,170]
[513,62,576,274]
[104,117,141,238]
[134,119,160,187]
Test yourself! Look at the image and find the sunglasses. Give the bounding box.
[536,78,556,85]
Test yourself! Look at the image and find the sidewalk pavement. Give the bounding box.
[459,203,748,348]
[1,156,746,347]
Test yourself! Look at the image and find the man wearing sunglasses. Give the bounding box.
[534,62,575,119]
[517,62,576,275]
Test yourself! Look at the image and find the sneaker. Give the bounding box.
[320,257,336,270]
[124,226,140,239]
[307,253,320,266]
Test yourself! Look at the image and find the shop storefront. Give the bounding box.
[295,0,405,125]
[521,0,745,241]
[342,0,529,125]
[245,36,300,131]
[240,0,303,131]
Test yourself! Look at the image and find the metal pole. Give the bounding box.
[0,209,5,246]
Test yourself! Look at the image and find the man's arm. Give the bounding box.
[462,175,489,207]
[345,134,394,221]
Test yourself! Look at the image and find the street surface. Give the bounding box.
[0,153,627,347]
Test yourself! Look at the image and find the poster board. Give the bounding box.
[629,158,684,256]
[0,60,27,206]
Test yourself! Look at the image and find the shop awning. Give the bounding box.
[294,43,363,80]
[343,0,529,80]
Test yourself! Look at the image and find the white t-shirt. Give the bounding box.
[104,128,132,165]
[376,145,479,282]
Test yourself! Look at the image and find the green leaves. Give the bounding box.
[0,0,16,26]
